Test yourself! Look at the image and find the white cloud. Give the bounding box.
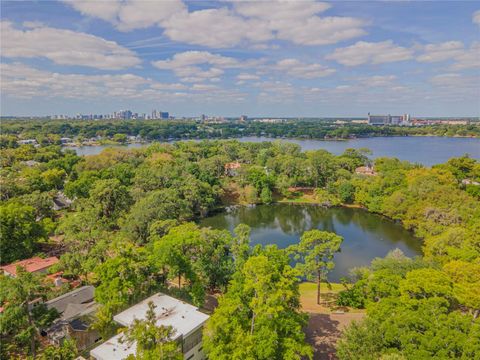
[275,59,335,78]
[63,0,185,31]
[416,41,464,62]
[152,51,263,82]
[236,73,260,81]
[416,41,480,70]
[0,21,140,70]
[1,62,246,103]
[64,0,367,48]
[62,0,121,22]
[161,8,272,48]
[326,40,413,66]
[473,10,480,25]
[356,75,397,87]
[430,73,479,89]
[450,42,480,70]
[152,51,242,69]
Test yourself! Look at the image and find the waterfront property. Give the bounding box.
[90,293,209,360]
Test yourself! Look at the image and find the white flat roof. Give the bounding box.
[113,293,209,337]
[90,333,136,360]
[91,293,209,360]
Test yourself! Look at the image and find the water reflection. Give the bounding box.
[199,204,422,281]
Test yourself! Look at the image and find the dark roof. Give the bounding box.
[69,318,89,331]
[46,286,95,314]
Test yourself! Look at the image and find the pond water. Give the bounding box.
[199,204,422,282]
[69,136,479,166]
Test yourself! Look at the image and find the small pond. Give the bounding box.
[199,203,422,281]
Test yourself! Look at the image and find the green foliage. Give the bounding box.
[203,246,313,360]
[121,301,183,360]
[290,230,343,304]
[40,338,77,360]
[0,202,46,264]
[94,245,154,308]
[0,269,56,358]
[260,186,273,204]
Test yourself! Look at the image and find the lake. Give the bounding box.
[69,136,479,166]
[199,204,422,282]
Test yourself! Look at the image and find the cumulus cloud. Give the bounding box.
[326,41,413,67]
[473,10,480,25]
[1,62,246,103]
[236,73,260,81]
[416,41,480,70]
[417,41,465,62]
[1,21,140,70]
[152,51,263,82]
[64,0,367,48]
[430,73,480,88]
[63,0,185,31]
[275,59,335,78]
[234,1,366,46]
[326,40,413,66]
[356,75,397,87]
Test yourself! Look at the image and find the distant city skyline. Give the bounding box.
[1,1,479,117]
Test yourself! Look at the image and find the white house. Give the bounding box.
[90,293,209,360]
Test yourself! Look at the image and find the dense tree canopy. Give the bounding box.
[0,137,479,358]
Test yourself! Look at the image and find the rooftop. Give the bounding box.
[46,286,95,315]
[1,256,59,276]
[113,293,209,336]
[90,293,209,360]
[224,161,241,169]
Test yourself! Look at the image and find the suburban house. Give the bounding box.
[355,166,377,176]
[224,161,241,176]
[1,256,59,277]
[43,286,101,351]
[90,293,209,360]
[52,192,73,211]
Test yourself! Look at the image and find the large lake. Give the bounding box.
[70,136,479,166]
[199,204,422,282]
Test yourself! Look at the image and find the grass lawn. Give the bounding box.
[299,282,364,314]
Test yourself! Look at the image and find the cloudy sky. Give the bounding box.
[1,0,479,117]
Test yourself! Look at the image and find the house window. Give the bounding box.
[183,327,203,354]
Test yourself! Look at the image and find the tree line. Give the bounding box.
[1,118,479,145]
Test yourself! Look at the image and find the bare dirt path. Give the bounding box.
[300,282,366,360]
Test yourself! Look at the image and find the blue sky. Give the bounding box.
[1,1,479,117]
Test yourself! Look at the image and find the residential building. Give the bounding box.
[355,166,377,176]
[90,293,209,360]
[224,161,241,176]
[52,192,73,211]
[43,286,100,351]
[1,256,59,277]
[17,139,38,145]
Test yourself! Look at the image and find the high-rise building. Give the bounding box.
[240,115,248,121]
[368,113,391,125]
[368,113,411,125]
[160,112,169,119]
